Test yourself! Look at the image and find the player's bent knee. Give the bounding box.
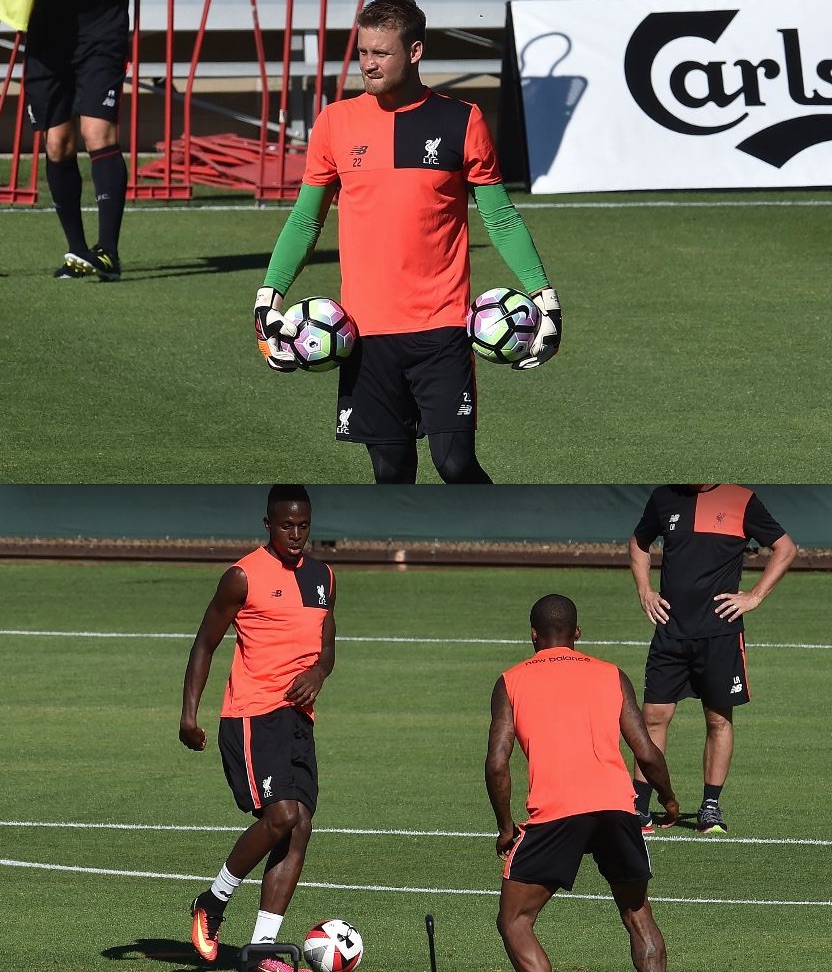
[261,800,301,835]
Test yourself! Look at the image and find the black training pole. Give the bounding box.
[425,914,437,972]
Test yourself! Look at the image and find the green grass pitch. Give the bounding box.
[1,180,832,481]
[2,560,831,971]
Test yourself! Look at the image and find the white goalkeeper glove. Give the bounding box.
[512,286,562,371]
[254,287,298,372]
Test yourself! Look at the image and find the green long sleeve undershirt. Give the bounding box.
[263,182,335,295]
[473,182,550,294]
[262,180,550,297]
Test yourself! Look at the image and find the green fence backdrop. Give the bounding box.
[1,486,830,545]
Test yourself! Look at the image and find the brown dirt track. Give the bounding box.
[1,536,830,570]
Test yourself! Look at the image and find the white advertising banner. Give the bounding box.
[511,0,832,192]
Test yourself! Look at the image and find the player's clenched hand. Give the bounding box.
[179,723,207,751]
[496,824,520,860]
[285,664,326,708]
[254,287,298,372]
[512,286,562,370]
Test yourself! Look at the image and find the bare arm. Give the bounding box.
[714,533,798,621]
[629,535,670,625]
[484,677,519,859]
[619,670,680,825]
[179,566,247,751]
[285,575,337,708]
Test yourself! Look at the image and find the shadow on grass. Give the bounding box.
[102,938,240,970]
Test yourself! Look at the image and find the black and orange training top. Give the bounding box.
[502,648,635,825]
[633,484,786,639]
[303,88,502,336]
[220,546,334,719]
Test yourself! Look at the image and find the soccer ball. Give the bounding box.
[466,287,539,364]
[303,919,364,972]
[280,297,358,372]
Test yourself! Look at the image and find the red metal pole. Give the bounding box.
[0,32,38,204]
[161,0,176,190]
[336,0,365,102]
[127,0,141,198]
[249,0,272,200]
[183,0,215,195]
[313,0,327,119]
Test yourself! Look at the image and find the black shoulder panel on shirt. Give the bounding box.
[393,93,473,171]
[294,556,333,609]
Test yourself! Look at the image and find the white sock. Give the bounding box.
[251,910,284,944]
[210,863,243,903]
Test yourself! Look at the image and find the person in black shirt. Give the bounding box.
[23,0,129,280]
[629,484,796,835]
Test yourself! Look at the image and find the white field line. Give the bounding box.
[1,629,830,650]
[1,858,830,907]
[1,820,830,847]
[3,200,832,215]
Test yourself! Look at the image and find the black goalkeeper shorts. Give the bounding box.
[335,326,478,444]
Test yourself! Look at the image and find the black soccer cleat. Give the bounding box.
[54,252,94,279]
[75,244,121,281]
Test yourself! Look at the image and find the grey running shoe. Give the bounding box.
[696,799,728,834]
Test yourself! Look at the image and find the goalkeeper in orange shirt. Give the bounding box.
[254,0,562,484]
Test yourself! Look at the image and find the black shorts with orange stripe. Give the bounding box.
[335,327,477,443]
[503,811,651,891]
[218,706,318,817]
[644,628,750,707]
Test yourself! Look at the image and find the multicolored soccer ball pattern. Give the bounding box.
[466,287,540,364]
[280,297,358,372]
[303,919,364,972]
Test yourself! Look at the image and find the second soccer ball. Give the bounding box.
[466,287,539,364]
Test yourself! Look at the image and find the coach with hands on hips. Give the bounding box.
[629,484,796,835]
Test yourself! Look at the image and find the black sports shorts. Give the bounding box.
[504,811,652,890]
[335,326,477,444]
[24,0,130,131]
[644,627,750,708]
[218,706,318,817]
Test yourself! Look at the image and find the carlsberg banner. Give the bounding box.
[510,0,832,192]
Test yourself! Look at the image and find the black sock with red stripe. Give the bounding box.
[89,143,127,254]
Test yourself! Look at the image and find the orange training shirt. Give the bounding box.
[502,647,636,824]
[303,88,502,336]
[220,546,334,719]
